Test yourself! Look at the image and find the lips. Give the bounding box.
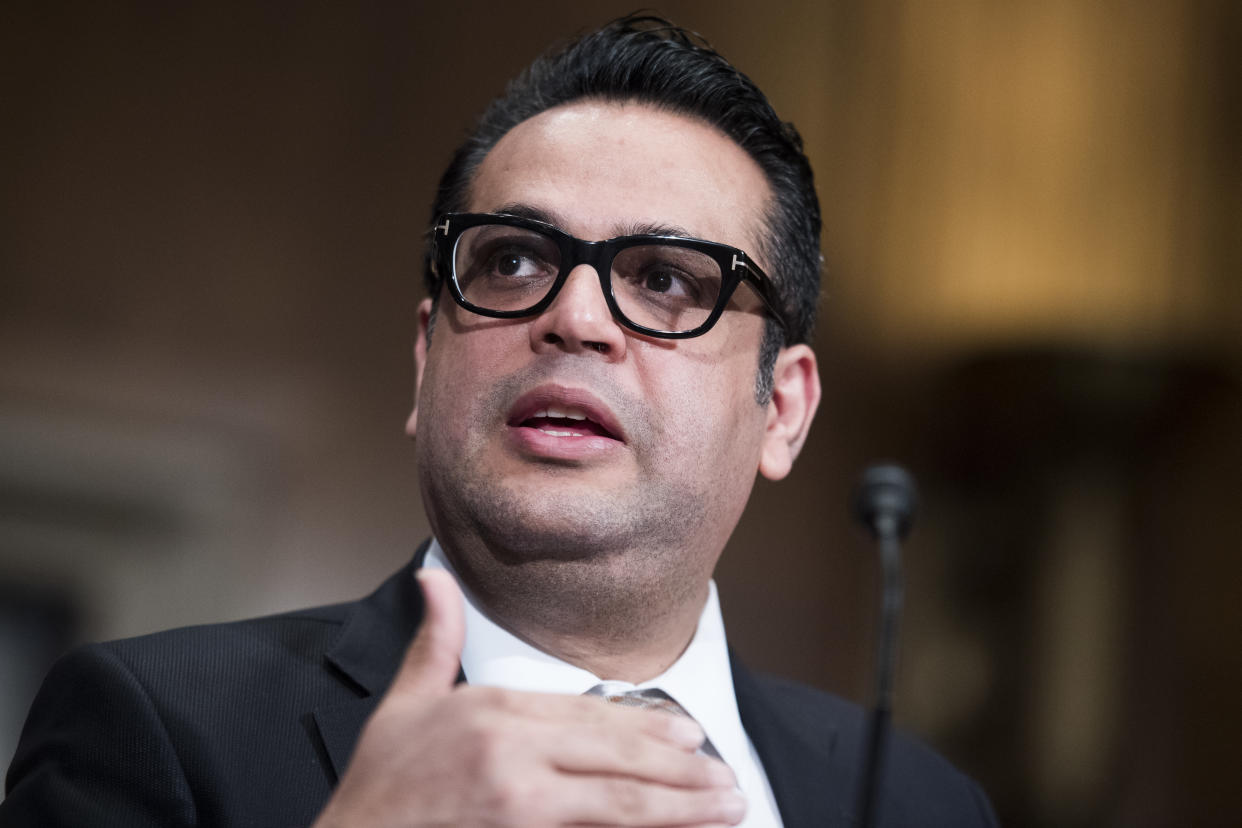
[506,385,626,443]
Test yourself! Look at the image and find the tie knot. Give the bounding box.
[598,687,691,717]
[585,684,724,762]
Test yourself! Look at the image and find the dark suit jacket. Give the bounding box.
[2,548,997,827]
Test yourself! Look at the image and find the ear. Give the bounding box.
[405,298,435,438]
[758,343,821,481]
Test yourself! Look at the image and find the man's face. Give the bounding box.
[410,101,793,616]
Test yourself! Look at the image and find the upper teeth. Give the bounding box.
[534,407,588,421]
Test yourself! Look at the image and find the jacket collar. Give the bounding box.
[731,655,853,828]
[312,540,432,779]
[311,542,849,827]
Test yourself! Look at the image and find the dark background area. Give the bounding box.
[2,3,1239,825]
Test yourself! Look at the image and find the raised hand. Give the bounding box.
[312,569,746,828]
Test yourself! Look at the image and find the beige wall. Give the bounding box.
[3,3,1239,825]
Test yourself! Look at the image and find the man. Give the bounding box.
[2,17,997,828]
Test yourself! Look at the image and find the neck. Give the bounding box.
[437,540,712,684]
[488,583,708,683]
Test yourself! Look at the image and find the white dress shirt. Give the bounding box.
[423,539,783,827]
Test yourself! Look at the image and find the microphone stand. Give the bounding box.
[852,465,917,828]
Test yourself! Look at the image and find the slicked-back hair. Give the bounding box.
[424,15,821,402]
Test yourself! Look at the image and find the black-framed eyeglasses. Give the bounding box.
[429,212,789,340]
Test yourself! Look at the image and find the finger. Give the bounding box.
[551,725,735,789]
[572,824,737,828]
[475,690,708,751]
[562,777,747,826]
[573,824,739,828]
[391,569,466,697]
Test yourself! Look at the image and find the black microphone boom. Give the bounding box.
[852,464,918,828]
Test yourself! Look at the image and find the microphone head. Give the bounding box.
[853,463,919,540]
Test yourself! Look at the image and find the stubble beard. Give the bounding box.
[444,468,708,643]
[417,360,720,642]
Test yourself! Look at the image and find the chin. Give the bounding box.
[430,455,716,568]
[473,506,637,565]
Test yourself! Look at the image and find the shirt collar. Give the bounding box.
[421,539,749,772]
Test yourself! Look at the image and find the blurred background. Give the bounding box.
[2,2,1239,825]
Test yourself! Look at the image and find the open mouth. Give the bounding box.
[515,406,617,439]
[506,387,625,443]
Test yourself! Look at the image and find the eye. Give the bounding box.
[640,268,696,298]
[486,247,546,279]
[454,223,561,309]
[612,245,722,316]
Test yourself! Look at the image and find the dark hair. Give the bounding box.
[424,15,821,401]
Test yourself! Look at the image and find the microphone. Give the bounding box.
[852,464,918,828]
[853,464,918,542]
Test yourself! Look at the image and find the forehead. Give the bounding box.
[467,101,772,262]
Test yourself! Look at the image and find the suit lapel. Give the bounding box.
[313,696,383,781]
[312,541,431,780]
[731,655,855,828]
[308,547,855,822]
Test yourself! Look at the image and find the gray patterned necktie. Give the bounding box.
[586,683,724,762]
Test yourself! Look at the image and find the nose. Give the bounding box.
[528,264,627,358]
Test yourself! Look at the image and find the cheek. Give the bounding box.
[426,318,515,396]
[420,320,537,449]
[643,351,767,471]
[419,338,485,440]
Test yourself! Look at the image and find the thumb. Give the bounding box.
[394,568,466,696]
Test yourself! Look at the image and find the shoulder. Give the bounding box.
[76,599,373,739]
[744,670,953,770]
[740,669,861,724]
[736,668,998,828]
[1,601,366,828]
[97,601,357,684]
[72,543,428,704]
[29,600,364,722]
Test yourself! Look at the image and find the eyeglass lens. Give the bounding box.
[453,223,725,333]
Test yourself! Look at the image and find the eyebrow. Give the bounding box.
[492,202,698,241]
